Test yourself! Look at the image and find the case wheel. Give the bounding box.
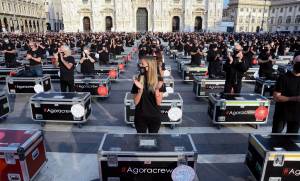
[170,124,176,129]
[77,123,83,128]
[130,124,135,128]
[216,124,222,130]
[40,122,46,127]
[0,116,7,120]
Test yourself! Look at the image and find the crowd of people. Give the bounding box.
[0,32,300,133]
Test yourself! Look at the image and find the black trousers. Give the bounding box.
[272,119,300,133]
[224,81,242,94]
[60,79,74,92]
[134,115,161,133]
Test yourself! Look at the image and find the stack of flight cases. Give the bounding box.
[0,91,10,120]
[243,66,259,82]
[193,76,225,98]
[254,78,276,98]
[30,92,91,127]
[245,134,300,181]
[0,129,47,181]
[124,92,183,129]
[182,65,208,82]
[208,93,270,129]
[0,66,24,82]
[6,74,52,94]
[98,133,198,181]
[74,74,111,97]
[95,65,120,80]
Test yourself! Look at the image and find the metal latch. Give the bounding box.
[177,154,188,166]
[130,102,135,109]
[220,101,226,110]
[107,154,118,167]
[107,177,120,181]
[5,153,16,164]
[34,103,41,108]
[8,174,21,181]
[201,81,205,88]
[273,154,284,167]
[268,177,282,181]
[3,103,9,109]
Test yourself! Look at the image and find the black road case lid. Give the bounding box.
[211,93,266,101]
[99,134,197,155]
[75,74,109,80]
[251,134,300,152]
[30,92,90,101]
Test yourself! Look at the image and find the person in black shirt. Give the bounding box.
[190,41,203,66]
[184,41,192,56]
[258,44,276,80]
[80,47,95,74]
[98,45,109,65]
[26,42,43,77]
[207,44,223,78]
[57,45,75,92]
[224,44,248,93]
[1,37,17,68]
[131,56,165,133]
[272,55,300,133]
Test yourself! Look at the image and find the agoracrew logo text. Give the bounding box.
[283,168,300,176]
[16,85,34,89]
[225,110,256,116]
[43,108,71,114]
[121,167,173,175]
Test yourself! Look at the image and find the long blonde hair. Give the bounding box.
[140,56,158,93]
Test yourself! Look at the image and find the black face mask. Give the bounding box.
[294,62,300,74]
[139,66,146,75]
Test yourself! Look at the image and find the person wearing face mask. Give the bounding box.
[207,44,223,78]
[272,55,300,133]
[80,46,95,74]
[26,42,43,77]
[223,44,248,93]
[98,45,109,65]
[1,37,17,68]
[190,41,204,66]
[131,56,165,133]
[258,44,276,80]
[56,45,75,92]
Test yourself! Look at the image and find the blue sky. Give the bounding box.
[224,0,229,7]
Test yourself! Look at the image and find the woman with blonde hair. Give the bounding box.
[131,56,166,133]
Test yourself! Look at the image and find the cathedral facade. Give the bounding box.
[61,0,223,32]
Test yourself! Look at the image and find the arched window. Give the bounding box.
[286,16,291,24]
[105,16,113,31]
[295,15,300,24]
[270,17,274,24]
[172,16,180,32]
[278,16,282,24]
[83,17,91,32]
[194,16,202,32]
